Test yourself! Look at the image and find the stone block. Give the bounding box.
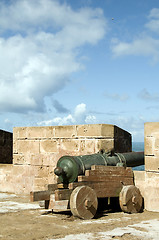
[13,154,27,165]
[43,153,60,166]
[95,139,114,153]
[30,153,44,166]
[54,125,77,138]
[48,166,57,184]
[145,171,159,212]
[59,139,80,154]
[33,166,50,178]
[23,176,34,192]
[13,139,18,154]
[114,126,132,152]
[17,140,40,154]
[133,170,145,198]
[12,164,26,175]
[79,139,95,154]
[145,137,155,156]
[13,127,27,139]
[27,126,54,139]
[145,122,159,137]
[13,152,35,165]
[76,124,114,138]
[12,165,32,177]
[33,177,48,191]
[145,156,159,172]
[40,139,58,153]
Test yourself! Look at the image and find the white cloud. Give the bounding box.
[74,103,86,123]
[138,88,159,101]
[111,36,159,61]
[146,8,159,33]
[38,103,97,126]
[85,115,97,124]
[104,92,129,101]
[111,8,159,62]
[0,0,107,113]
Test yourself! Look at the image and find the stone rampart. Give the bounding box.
[0,124,131,193]
[144,122,159,212]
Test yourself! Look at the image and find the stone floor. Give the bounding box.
[0,192,159,240]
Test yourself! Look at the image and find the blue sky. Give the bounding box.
[1,0,159,141]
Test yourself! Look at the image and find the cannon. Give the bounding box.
[31,151,144,219]
[54,151,144,184]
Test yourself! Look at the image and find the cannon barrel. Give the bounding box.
[54,151,144,184]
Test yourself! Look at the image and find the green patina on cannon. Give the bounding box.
[31,151,144,218]
[54,151,144,184]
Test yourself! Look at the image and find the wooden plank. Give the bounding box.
[87,166,133,177]
[69,182,84,189]
[55,189,73,201]
[84,181,132,198]
[30,183,58,202]
[49,199,70,211]
[78,175,134,182]
[69,179,134,198]
[57,183,69,189]
[95,187,122,197]
[30,190,51,202]
[91,165,129,171]
[47,183,58,192]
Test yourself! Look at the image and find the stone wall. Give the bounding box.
[0,124,131,194]
[144,122,159,212]
[0,130,13,164]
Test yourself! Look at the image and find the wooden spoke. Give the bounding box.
[70,186,98,219]
[119,185,143,213]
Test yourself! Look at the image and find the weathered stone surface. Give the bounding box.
[80,139,96,154]
[40,139,58,153]
[13,127,27,139]
[144,172,159,212]
[114,126,132,152]
[145,137,155,156]
[145,122,159,137]
[145,156,159,172]
[1,124,132,193]
[59,139,80,153]
[33,177,48,191]
[95,139,114,153]
[144,123,159,171]
[76,124,114,138]
[17,140,40,154]
[54,125,77,138]
[27,126,54,139]
[133,171,145,198]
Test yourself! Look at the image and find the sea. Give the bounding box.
[132,142,144,171]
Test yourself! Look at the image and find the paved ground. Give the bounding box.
[0,192,159,240]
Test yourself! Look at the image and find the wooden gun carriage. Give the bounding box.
[31,151,144,220]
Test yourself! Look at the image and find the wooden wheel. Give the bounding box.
[119,185,143,213]
[70,186,98,219]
